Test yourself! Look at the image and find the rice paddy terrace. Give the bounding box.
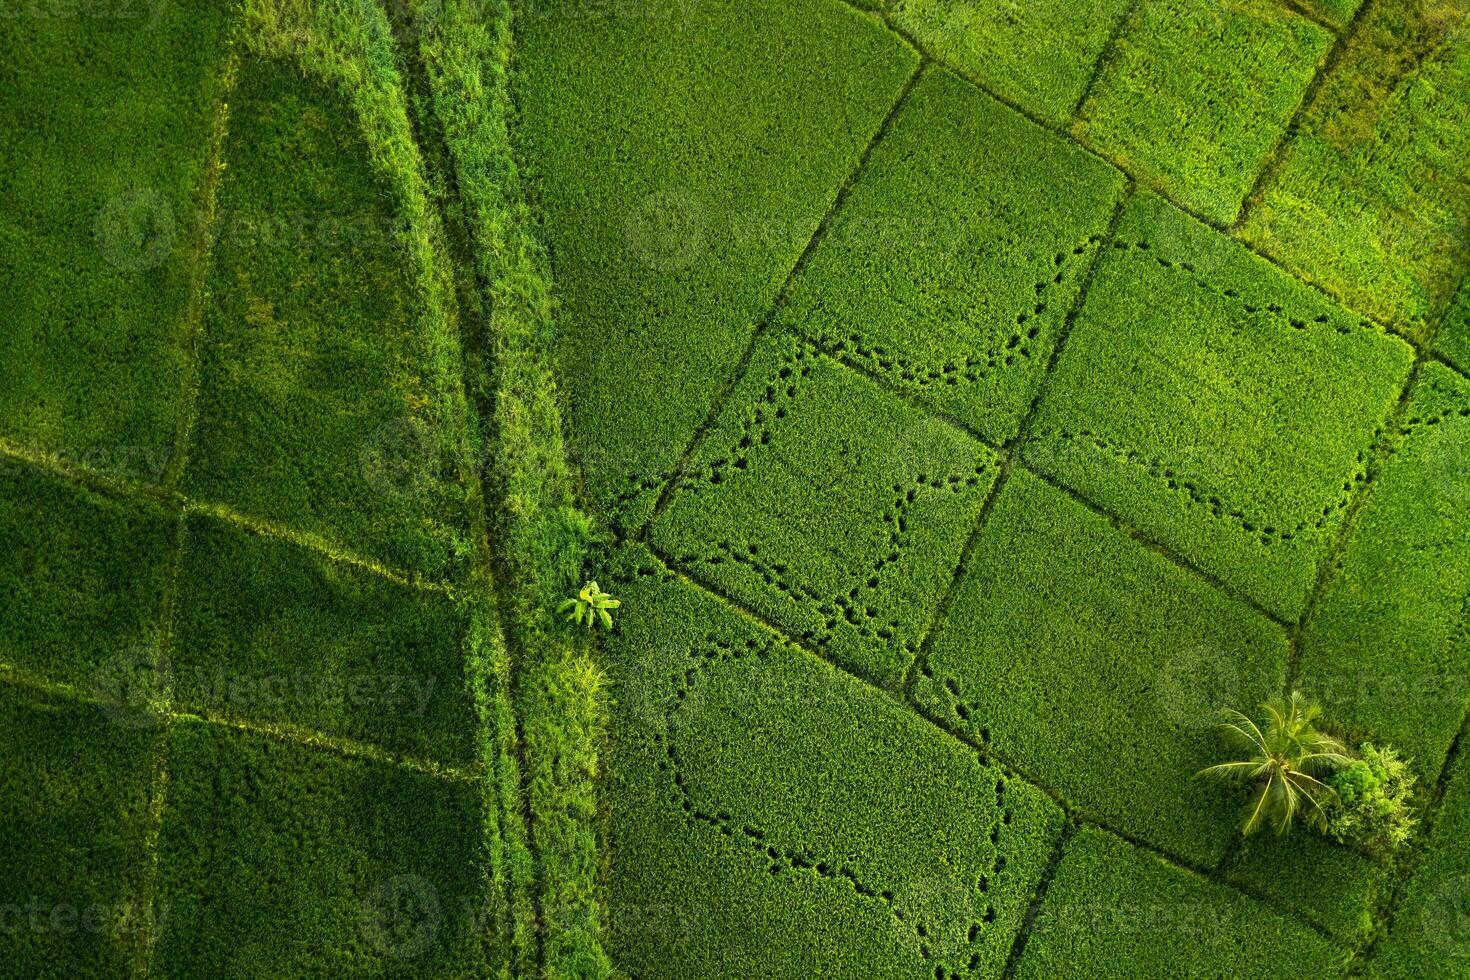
[2,0,1470,977]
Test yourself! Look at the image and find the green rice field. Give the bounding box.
[2,0,1469,976]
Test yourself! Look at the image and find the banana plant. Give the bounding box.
[559,581,620,630]
[1196,691,1352,836]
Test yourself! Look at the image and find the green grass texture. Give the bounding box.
[776,67,1126,445]
[1026,192,1414,621]
[0,462,172,691]
[600,546,1064,979]
[649,331,999,687]
[512,0,917,530]
[0,685,158,978]
[0,0,235,482]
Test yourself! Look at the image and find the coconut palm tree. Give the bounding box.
[1196,691,1352,836]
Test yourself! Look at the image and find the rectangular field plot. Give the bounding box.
[0,1,234,481]
[1224,829,1387,945]
[1075,0,1331,224]
[0,462,172,690]
[888,0,1134,125]
[1026,193,1414,620]
[601,547,1065,979]
[776,68,1125,445]
[170,515,477,766]
[1367,749,1470,976]
[153,721,499,977]
[917,470,1286,866]
[0,684,157,978]
[181,55,473,580]
[1240,0,1470,340]
[649,331,999,687]
[1015,828,1343,978]
[1297,363,1470,781]
[512,0,917,530]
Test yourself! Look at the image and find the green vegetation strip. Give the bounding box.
[650,330,999,687]
[1015,827,1344,977]
[1298,363,1470,781]
[602,547,1064,979]
[917,469,1287,867]
[1240,0,1470,340]
[775,67,1126,445]
[513,0,917,529]
[412,0,613,972]
[1437,275,1470,374]
[1027,192,1414,621]
[0,685,158,978]
[1076,0,1332,225]
[0,0,235,482]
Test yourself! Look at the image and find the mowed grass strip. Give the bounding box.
[170,514,478,766]
[917,470,1287,867]
[1297,363,1470,781]
[153,720,498,977]
[650,331,999,687]
[0,685,158,979]
[1240,0,1470,341]
[602,547,1064,979]
[1014,828,1345,978]
[512,0,917,530]
[775,68,1126,445]
[887,0,1134,125]
[1368,748,1470,976]
[182,54,472,579]
[0,0,235,482]
[1075,0,1332,225]
[1026,193,1414,621]
[0,461,172,691]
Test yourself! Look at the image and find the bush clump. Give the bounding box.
[1325,742,1419,861]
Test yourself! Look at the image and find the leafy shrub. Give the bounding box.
[1326,742,1419,861]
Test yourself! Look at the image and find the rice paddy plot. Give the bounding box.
[0,0,236,481]
[887,0,1135,126]
[0,684,158,978]
[600,547,1065,979]
[1026,193,1414,621]
[1014,828,1345,978]
[775,67,1126,445]
[1297,363,1470,782]
[916,469,1287,867]
[1239,0,1470,340]
[512,0,918,530]
[181,55,474,580]
[0,462,172,693]
[152,720,500,977]
[649,331,999,687]
[170,514,480,766]
[1075,0,1332,225]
